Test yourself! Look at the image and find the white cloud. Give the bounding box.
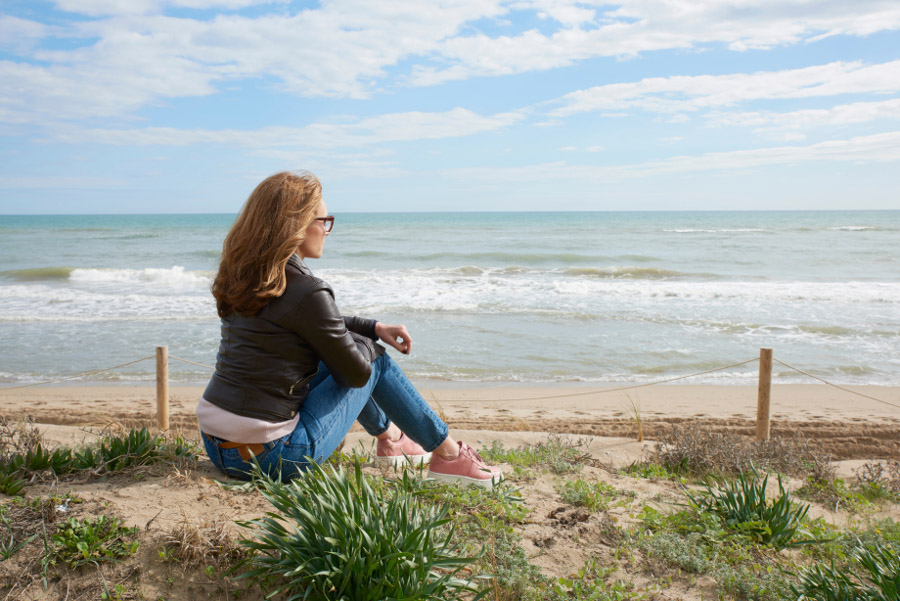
[440,131,900,183]
[5,1,900,126]
[55,108,525,147]
[559,146,577,151]
[707,99,900,135]
[585,145,604,152]
[1,1,508,123]
[408,0,900,86]
[0,16,53,53]
[510,0,597,27]
[550,60,900,116]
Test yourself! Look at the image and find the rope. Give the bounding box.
[0,356,155,391]
[773,358,900,410]
[169,355,215,371]
[470,357,759,402]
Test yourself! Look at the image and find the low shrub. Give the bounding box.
[480,435,591,476]
[686,468,814,549]
[792,540,900,601]
[656,426,833,480]
[0,426,199,495]
[639,531,712,574]
[48,515,140,569]
[715,563,793,601]
[554,556,640,600]
[557,478,619,512]
[237,460,485,600]
[856,460,900,500]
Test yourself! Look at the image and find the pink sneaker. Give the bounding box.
[427,441,502,488]
[376,432,431,467]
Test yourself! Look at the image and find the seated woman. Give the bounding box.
[196,171,501,487]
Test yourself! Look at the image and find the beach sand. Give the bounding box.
[3,382,898,459]
[2,383,898,601]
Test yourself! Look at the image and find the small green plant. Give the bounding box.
[639,532,712,574]
[0,469,26,496]
[792,540,900,601]
[49,515,140,569]
[409,478,527,526]
[100,583,128,601]
[798,477,874,512]
[715,562,793,601]
[0,504,36,560]
[98,427,161,471]
[557,478,619,512]
[157,545,178,563]
[686,468,814,549]
[160,434,199,465]
[480,435,589,476]
[554,556,640,600]
[237,459,485,600]
[620,461,681,482]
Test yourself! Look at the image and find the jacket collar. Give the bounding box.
[288,253,313,276]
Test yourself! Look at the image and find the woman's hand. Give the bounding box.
[375,322,412,355]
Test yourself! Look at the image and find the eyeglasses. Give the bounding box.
[315,216,335,233]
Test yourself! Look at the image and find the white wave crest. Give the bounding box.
[69,266,211,287]
[663,228,766,233]
[0,284,214,321]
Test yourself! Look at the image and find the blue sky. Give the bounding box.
[1,0,899,213]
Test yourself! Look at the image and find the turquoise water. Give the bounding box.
[1,211,898,386]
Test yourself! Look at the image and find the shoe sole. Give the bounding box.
[426,470,501,489]
[375,453,431,468]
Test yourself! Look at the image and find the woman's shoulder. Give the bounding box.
[274,257,333,308]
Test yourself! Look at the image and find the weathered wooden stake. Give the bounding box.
[156,346,169,431]
[756,347,773,441]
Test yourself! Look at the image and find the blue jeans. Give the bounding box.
[202,353,449,481]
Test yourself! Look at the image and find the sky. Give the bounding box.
[1,0,899,214]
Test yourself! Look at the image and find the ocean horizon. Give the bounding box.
[1,210,898,388]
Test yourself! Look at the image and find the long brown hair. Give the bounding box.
[212,171,322,317]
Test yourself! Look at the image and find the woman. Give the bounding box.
[197,171,501,487]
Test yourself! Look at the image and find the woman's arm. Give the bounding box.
[292,289,380,388]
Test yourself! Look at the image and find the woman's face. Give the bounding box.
[298,200,329,259]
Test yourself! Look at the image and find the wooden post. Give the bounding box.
[156,346,169,431]
[756,348,773,441]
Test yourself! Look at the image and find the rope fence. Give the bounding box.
[0,346,896,437]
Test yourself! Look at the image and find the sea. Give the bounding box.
[1,211,898,387]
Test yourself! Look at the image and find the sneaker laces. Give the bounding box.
[459,443,487,467]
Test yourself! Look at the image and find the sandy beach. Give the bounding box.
[3,382,898,459]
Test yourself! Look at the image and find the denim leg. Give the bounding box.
[369,354,449,453]
[309,362,390,437]
[295,358,385,464]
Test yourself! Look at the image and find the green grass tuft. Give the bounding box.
[237,459,485,600]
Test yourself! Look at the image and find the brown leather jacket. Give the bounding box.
[202,254,383,422]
